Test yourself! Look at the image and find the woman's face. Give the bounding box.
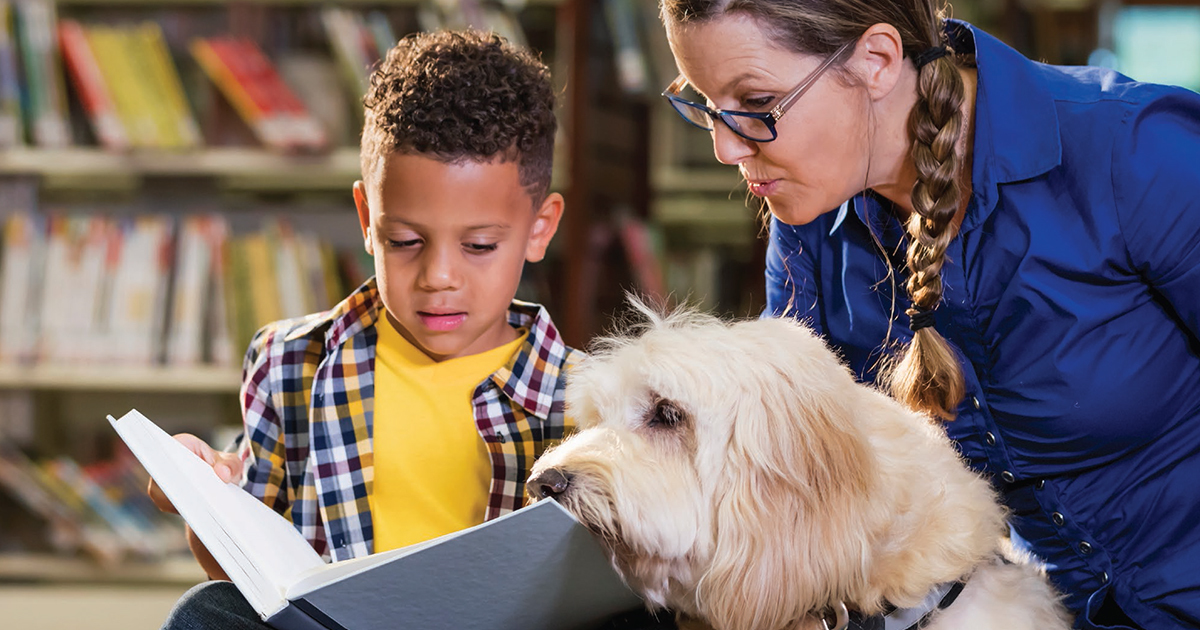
[667,13,871,226]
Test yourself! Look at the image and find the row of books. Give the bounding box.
[0,0,537,152]
[0,445,186,563]
[0,211,371,369]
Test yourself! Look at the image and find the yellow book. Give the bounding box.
[88,26,153,148]
[242,232,283,329]
[137,22,200,148]
[118,27,177,148]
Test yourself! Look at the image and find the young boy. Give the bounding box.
[149,30,596,629]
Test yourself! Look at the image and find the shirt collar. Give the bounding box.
[298,277,573,420]
[947,20,1062,229]
[490,300,575,419]
[278,277,383,352]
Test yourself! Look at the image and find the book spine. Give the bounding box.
[167,215,209,366]
[16,0,71,147]
[321,8,370,99]
[87,26,138,148]
[58,19,128,151]
[0,1,24,147]
[205,216,236,367]
[120,26,177,149]
[233,39,326,151]
[0,213,35,363]
[138,21,201,149]
[193,37,284,150]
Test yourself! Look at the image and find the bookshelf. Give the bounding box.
[0,0,587,588]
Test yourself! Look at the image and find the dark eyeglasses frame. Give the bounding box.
[661,38,857,143]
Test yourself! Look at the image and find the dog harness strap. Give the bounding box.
[841,580,968,630]
[879,580,967,630]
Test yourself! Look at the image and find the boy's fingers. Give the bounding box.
[174,433,216,465]
[213,452,243,483]
[148,433,240,510]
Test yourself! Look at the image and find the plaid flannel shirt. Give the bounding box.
[234,278,581,562]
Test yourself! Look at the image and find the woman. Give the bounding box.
[659,1,1200,629]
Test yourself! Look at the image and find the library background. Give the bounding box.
[0,0,1193,626]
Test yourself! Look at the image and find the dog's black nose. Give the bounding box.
[529,468,571,500]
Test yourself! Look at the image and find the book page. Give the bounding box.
[109,410,325,618]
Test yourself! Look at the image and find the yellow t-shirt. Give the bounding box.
[369,315,528,552]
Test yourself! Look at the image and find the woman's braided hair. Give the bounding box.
[662,0,967,419]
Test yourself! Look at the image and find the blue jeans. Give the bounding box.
[160,581,678,630]
[161,581,271,630]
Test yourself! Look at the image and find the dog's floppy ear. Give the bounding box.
[697,318,877,630]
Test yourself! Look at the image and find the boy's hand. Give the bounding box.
[147,433,243,514]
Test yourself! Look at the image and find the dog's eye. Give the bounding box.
[648,399,685,428]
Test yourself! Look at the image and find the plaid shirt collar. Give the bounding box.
[303,277,569,420]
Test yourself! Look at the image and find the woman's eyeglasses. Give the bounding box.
[661,39,856,143]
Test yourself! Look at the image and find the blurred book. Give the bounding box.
[0,1,24,147]
[0,211,351,371]
[0,212,45,363]
[602,0,649,94]
[58,19,128,150]
[14,0,69,147]
[322,6,376,108]
[0,445,186,564]
[191,36,327,152]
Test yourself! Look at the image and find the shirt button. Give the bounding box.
[972,397,982,410]
[1079,541,1093,555]
[496,433,507,443]
[1035,479,1045,490]
[1100,571,1110,585]
[1001,471,1015,483]
[984,432,996,446]
[1052,512,1065,526]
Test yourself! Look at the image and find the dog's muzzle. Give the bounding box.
[529,467,571,500]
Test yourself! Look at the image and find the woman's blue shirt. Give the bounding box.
[765,20,1200,629]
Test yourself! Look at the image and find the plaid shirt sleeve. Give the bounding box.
[235,324,292,516]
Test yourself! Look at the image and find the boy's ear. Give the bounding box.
[352,180,374,256]
[525,192,564,263]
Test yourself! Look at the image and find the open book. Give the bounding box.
[108,409,645,630]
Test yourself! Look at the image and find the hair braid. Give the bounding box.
[889,52,966,420]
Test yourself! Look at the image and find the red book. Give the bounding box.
[59,19,128,150]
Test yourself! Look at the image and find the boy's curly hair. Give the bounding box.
[361,30,557,204]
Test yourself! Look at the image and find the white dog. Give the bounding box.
[528,306,1072,630]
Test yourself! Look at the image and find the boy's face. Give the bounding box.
[353,153,563,362]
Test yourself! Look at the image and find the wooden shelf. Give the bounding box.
[0,147,363,193]
[0,364,241,393]
[0,553,206,585]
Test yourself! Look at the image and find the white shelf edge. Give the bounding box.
[0,364,241,393]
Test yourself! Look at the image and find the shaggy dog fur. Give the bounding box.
[528,307,1072,630]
